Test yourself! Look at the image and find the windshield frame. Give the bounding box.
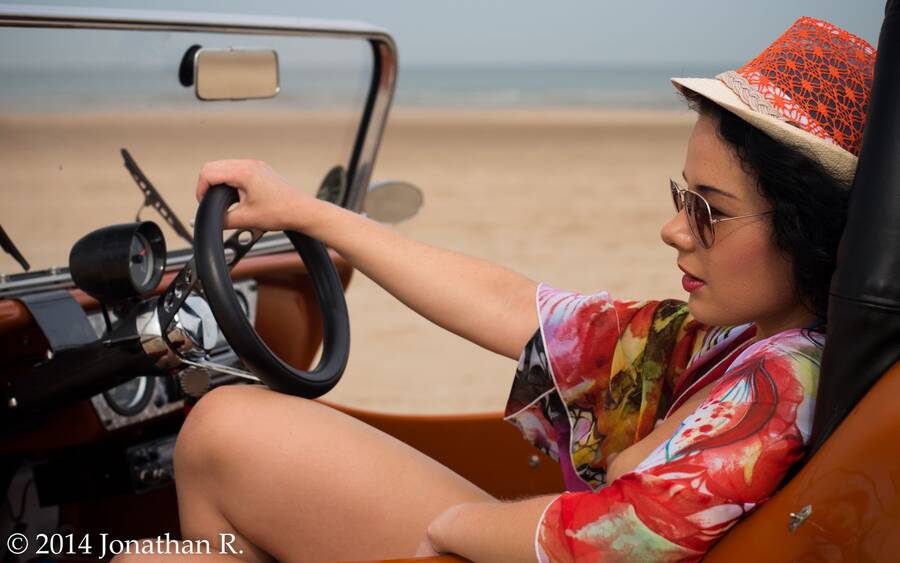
[0,4,397,297]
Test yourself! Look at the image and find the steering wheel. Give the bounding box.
[192,184,350,398]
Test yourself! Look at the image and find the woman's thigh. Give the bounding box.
[174,383,495,563]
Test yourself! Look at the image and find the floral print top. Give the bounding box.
[504,283,823,562]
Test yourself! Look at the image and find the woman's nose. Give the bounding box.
[660,209,695,252]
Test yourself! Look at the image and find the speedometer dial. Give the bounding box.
[103,376,155,416]
[129,232,156,293]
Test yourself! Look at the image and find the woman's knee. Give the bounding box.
[173,384,274,480]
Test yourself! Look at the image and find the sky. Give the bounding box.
[10,0,886,66]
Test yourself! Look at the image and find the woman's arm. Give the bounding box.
[425,496,557,562]
[302,200,539,360]
[196,160,539,360]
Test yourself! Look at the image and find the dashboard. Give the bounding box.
[0,224,346,504]
[11,279,260,503]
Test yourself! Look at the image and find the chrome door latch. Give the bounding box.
[788,504,812,533]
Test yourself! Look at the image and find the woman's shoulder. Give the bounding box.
[717,327,826,441]
[733,326,826,390]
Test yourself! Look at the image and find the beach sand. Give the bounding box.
[334,108,697,413]
[1,108,696,413]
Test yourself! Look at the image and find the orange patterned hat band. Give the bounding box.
[715,17,876,156]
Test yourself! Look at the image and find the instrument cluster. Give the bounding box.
[83,278,259,431]
[66,220,260,430]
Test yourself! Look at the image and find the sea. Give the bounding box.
[393,63,737,110]
[0,62,739,113]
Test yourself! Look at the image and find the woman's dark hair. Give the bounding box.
[682,90,849,324]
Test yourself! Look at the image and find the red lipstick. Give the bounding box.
[682,273,705,292]
[678,264,705,293]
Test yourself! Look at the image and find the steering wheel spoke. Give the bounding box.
[223,228,265,270]
[157,226,263,352]
[156,258,200,348]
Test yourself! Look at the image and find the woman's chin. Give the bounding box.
[686,296,704,322]
[687,294,754,328]
[687,294,722,326]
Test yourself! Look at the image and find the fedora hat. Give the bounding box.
[672,17,876,188]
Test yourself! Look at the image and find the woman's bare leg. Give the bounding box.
[169,383,495,562]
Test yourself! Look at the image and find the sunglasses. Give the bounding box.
[669,179,773,249]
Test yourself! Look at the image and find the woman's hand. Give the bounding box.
[196,159,324,232]
[416,497,555,562]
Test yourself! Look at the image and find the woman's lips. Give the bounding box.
[682,273,705,293]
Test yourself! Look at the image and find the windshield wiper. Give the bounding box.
[121,148,194,246]
[0,223,30,272]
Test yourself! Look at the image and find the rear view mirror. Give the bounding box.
[194,48,279,101]
[364,180,424,224]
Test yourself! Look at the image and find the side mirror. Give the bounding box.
[364,180,424,224]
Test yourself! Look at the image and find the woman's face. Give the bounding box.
[660,113,814,337]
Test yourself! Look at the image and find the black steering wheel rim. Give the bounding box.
[194,184,350,398]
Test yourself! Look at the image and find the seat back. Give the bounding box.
[809,0,900,454]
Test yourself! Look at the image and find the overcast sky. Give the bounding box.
[13,0,887,66]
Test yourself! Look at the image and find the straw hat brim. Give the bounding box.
[671,76,857,187]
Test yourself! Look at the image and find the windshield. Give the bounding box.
[0,24,372,273]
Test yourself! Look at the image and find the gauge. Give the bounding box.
[70,221,166,302]
[103,376,156,416]
[129,231,156,293]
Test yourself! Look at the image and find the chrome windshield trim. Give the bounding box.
[0,5,397,294]
[0,4,392,38]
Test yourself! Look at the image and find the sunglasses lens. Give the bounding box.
[683,191,714,248]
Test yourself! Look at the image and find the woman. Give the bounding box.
[118,16,874,562]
